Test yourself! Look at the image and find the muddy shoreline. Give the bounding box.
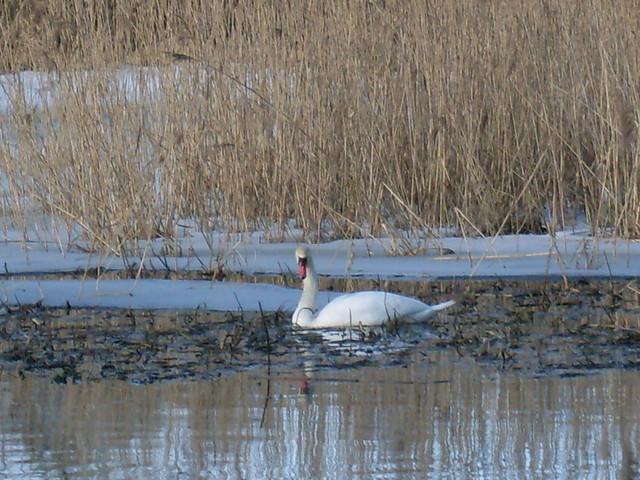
[1,278,640,384]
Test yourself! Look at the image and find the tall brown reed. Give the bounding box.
[0,0,639,255]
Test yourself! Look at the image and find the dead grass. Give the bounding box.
[1,0,639,254]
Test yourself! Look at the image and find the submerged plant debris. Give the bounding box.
[1,279,640,384]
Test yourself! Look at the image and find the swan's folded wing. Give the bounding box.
[312,291,451,327]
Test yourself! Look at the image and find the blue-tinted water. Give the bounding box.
[1,351,638,480]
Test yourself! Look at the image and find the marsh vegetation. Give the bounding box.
[0,1,639,254]
[2,278,640,384]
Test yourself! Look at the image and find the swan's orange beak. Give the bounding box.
[297,257,307,279]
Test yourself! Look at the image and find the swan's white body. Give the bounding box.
[292,246,455,329]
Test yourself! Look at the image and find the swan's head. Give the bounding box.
[295,246,310,279]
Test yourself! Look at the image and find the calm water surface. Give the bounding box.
[1,351,638,480]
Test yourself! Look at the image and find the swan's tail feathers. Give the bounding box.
[431,300,456,311]
[412,299,456,322]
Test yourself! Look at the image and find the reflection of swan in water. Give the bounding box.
[299,358,315,397]
[292,246,455,329]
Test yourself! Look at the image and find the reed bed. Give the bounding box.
[0,0,639,254]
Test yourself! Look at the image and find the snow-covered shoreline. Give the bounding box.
[1,225,638,312]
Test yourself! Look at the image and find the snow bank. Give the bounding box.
[0,225,638,311]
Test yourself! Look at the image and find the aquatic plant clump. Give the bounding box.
[1,280,639,383]
[1,1,640,252]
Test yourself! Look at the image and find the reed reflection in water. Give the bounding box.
[1,352,638,479]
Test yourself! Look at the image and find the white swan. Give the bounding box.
[292,246,455,328]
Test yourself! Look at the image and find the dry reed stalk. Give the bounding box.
[0,0,639,255]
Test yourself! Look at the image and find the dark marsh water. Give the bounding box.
[1,278,640,479]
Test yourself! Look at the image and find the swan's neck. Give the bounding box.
[294,257,319,327]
